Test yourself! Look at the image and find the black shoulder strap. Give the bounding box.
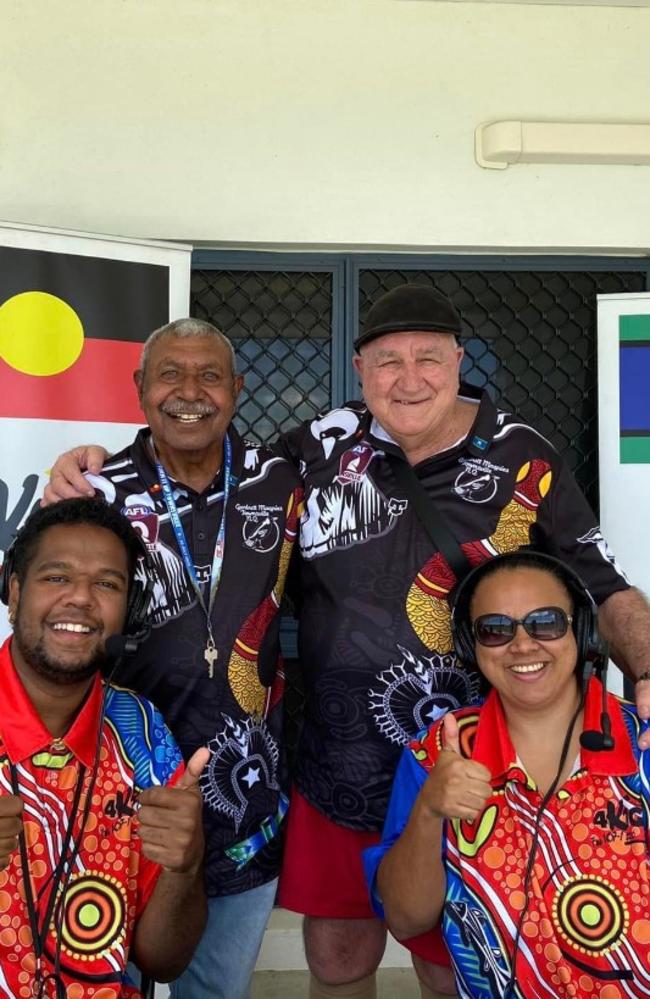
[387,456,472,583]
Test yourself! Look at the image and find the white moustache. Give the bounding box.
[161,404,216,417]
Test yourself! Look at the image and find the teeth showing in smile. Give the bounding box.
[510,662,545,674]
[173,413,203,423]
[52,623,92,634]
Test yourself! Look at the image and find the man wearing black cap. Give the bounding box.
[43,286,650,999]
[276,283,650,999]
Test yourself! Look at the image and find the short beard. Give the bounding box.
[13,621,108,686]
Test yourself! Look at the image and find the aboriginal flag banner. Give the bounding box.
[0,245,171,423]
[0,222,191,635]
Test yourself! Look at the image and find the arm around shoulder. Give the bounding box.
[42,444,110,504]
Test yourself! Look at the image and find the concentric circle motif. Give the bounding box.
[553,876,628,955]
[58,871,126,959]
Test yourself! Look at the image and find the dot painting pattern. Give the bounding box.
[0,671,182,997]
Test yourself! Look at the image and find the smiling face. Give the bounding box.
[353,330,464,460]
[134,334,243,463]
[8,523,129,687]
[470,566,580,717]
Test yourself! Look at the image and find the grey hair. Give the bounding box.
[138,318,237,381]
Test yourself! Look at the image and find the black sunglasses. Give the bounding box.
[472,606,573,647]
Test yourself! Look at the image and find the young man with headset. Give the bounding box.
[366,550,650,998]
[0,498,208,998]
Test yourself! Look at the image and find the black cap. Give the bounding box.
[355,284,463,351]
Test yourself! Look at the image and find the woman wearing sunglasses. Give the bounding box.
[365,550,650,998]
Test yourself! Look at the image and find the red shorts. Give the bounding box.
[278,787,450,966]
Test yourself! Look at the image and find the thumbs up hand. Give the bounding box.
[420,713,492,823]
[441,711,462,755]
[137,748,210,874]
[0,795,23,870]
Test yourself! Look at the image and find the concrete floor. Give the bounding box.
[251,968,421,998]
[156,971,421,999]
[154,909,420,997]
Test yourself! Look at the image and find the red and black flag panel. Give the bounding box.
[0,246,170,422]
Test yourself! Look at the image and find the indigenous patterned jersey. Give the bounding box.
[89,428,302,896]
[365,680,650,998]
[280,387,630,831]
[0,638,183,998]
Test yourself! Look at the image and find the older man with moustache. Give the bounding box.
[44,318,302,999]
[44,288,650,999]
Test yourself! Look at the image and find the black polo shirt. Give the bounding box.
[280,386,630,831]
[92,427,302,896]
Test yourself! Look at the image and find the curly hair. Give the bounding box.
[9,497,144,586]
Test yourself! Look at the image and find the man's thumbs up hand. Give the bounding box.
[0,795,23,870]
[176,748,210,792]
[137,748,209,874]
[421,712,492,823]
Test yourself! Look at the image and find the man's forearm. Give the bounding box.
[597,586,650,749]
[598,587,650,683]
[132,867,207,982]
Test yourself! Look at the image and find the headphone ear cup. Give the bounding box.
[573,604,591,665]
[122,535,154,636]
[456,620,479,670]
[449,561,492,672]
[587,614,605,667]
[572,592,602,666]
[124,575,152,635]
[451,602,479,671]
[0,543,16,607]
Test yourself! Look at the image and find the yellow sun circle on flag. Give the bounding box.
[0,291,84,376]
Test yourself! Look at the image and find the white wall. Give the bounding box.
[3,0,649,251]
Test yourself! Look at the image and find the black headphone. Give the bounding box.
[0,533,152,638]
[449,549,614,752]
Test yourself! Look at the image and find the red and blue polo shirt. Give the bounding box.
[0,638,183,998]
[365,678,650,998]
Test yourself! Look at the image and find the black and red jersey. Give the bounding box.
[280,385,630,831]
[91,427,302,896]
